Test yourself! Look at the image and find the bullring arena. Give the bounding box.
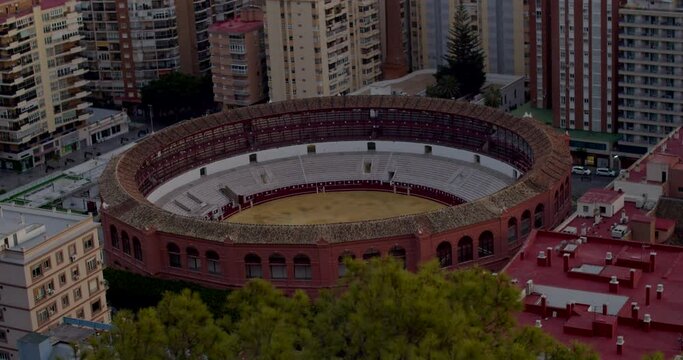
[100,96,573,291]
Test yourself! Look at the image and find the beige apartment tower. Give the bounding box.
[0,0,91,171]
[0,205,109,359]
[263,0,383,101]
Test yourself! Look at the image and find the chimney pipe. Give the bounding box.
[616,336,624,355]
[540,295,547,318]
[631,303,639,320]
[602,304,608,315]
[535,319,542,328]
[656,284,663,300]
[546,247,552,266]
[563,253,570,272]
[520,251,525,260]
[537,251,547,266]
[645,285,651,306]
[606,251,613,265]
[649,252,657,272]
[609,276,619,293]
[643,314,652,331]
[525,279,534,296]
[629,269,636,288]
[566,303,572,318]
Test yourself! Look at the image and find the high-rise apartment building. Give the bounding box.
[0,205,109,359]
[0,0,91,171]
[529,0,619,132]
[617,0,683,153]
[480,0,525,76]
[80,0,244,106]
[210,7,267,108]
[408,0,525,77]
[263,0,383,101]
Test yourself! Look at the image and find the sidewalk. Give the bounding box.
[0,122,151,193]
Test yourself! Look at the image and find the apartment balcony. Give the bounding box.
[77,102,92,111]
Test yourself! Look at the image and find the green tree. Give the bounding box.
[84,309,167,360]
[221,280,313,359]
[86,259,600,360]
[427,4,486,99]
[141,72,214,124]
[483,86,502,108]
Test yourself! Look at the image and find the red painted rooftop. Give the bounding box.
[578,189,623,205]
[504,230,683,359]
[209,17,262,34]
[624,128,683,183]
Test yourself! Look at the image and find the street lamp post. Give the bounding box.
[148,104,155,134]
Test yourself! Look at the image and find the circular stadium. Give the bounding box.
[100,96,573,291]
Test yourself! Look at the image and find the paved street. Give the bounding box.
[570,172,615,200]
[0,122,151,193]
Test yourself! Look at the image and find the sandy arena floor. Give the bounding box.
[226,191,446,225]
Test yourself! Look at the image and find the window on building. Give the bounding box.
[61,295,69,308]
[187,247,200,271]
[508,218,518,244]
[56,251,64,265]
[293,254,312,280]
[534,204,545,228]
[86,257,98,274]
[362,248,380,260]
[458,237,473,263]
[121,232,131,255]
[73,287,82,301]
[269,254,287,279]
[167,243,181,268]
[245,254,262,279]
[83,234,94,250]
[133,237,143,261]
[206,251,220,274]
[478,231,495,258]
[91,299,102,314]
[437,242,452,267]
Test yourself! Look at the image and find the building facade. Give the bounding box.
[408,0,525,77]
[209,7,266,108]
[80,0,245,106]
[262,0,383,101]
[0,0,91,171]
[529,0,620,133]
[0,205,108,359]
[617,0,683,153]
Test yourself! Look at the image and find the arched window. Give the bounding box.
[132,237,142,261]
[206,251,220,274]
[167,243,181,268]
[389,246,406,268]
[121,231,130,255]
[521,210,531,237]
[457,237,473,263]
[338,251,355,278]
[293,254,312,280]
[478,231,494,258]
[560,184,565,202]
[362,248,380,260]
[110,225,119,249]
[554,190,559,214]
[534,203,545,229]
[437,242,452,267]
[507,218,518,244]
[269,253,287,279]
[187,247,200,271]
[245,254,262,278]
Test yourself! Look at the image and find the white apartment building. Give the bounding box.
[618,0,683,153]
[0,205,108,359]
[263,0,383,101]
[0,0,91,171]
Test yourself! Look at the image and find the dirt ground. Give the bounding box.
[226,191,446,225]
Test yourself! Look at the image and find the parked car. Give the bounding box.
[595,167,617,177]
[572,166,591,175]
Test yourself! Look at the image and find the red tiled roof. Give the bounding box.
[578,188,623,205]
[505,230,683,359]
